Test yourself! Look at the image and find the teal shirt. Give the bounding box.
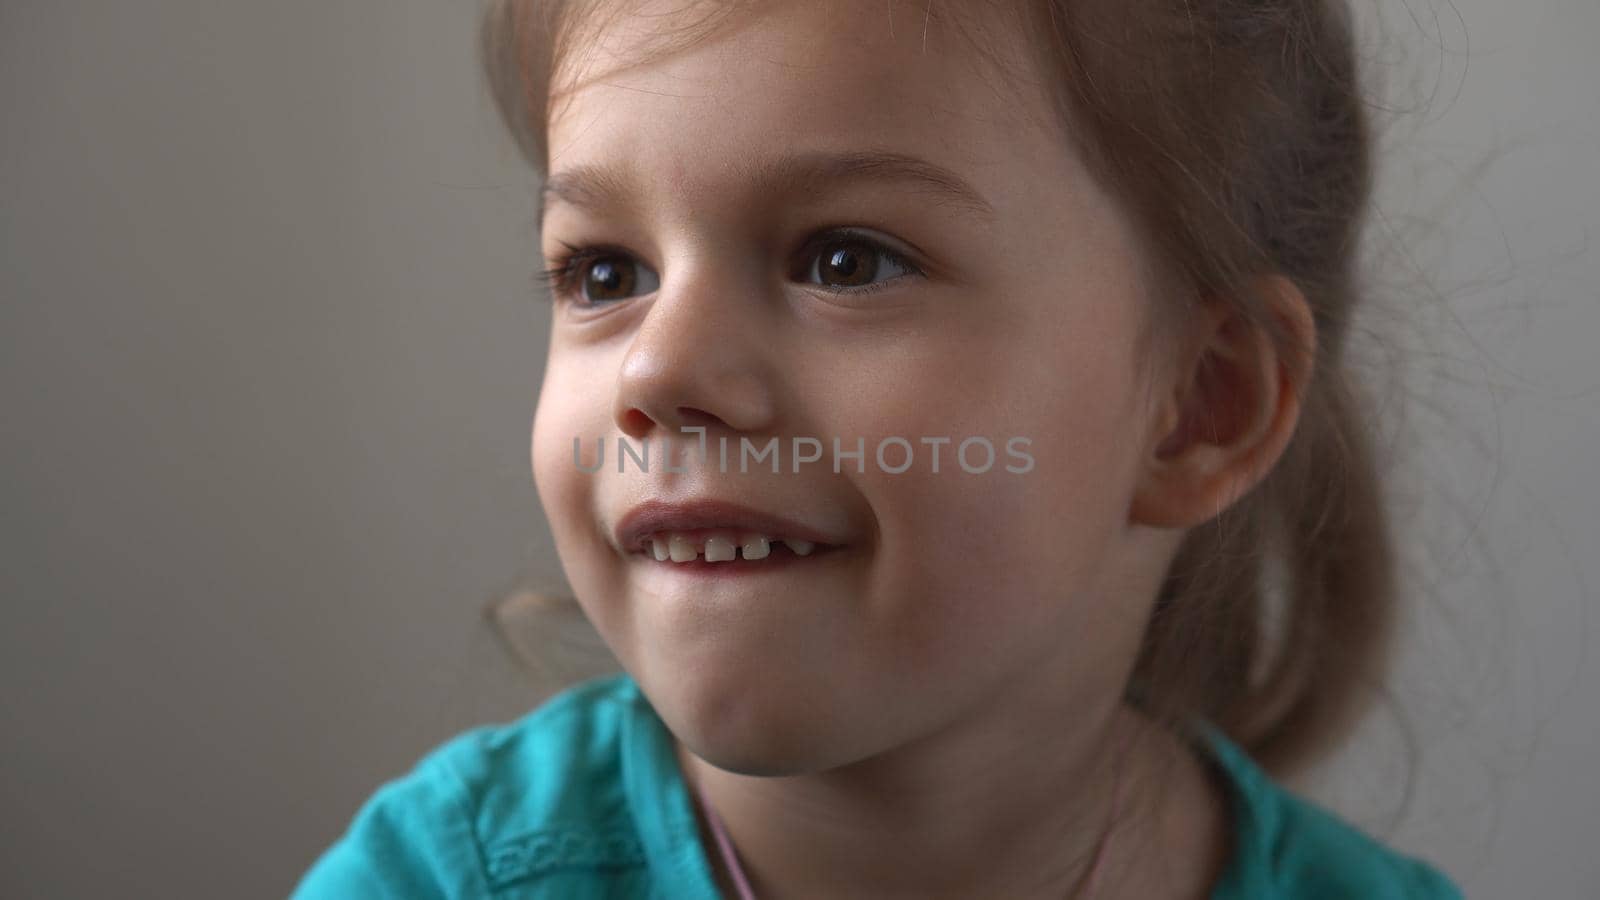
[293,674,1463,899]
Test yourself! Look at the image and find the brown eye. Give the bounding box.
[818,242,876,287]
[547,251,659,307]
[583,256,636,303]
[805,232,920,293]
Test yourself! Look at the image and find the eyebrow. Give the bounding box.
[540,149,997,224]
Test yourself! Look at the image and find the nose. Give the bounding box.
[613,261,778,443]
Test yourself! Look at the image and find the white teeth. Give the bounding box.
[645,531,823,563]
[740,534,771,561]
[668,534,697,562]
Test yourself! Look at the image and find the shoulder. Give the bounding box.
[1265,792,1464,900]
[1196,724,1464,900]
[291,673,666,899]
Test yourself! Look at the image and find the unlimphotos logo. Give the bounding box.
[572,427,1035,476]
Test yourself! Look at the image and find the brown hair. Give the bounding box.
[480,0,1396,779]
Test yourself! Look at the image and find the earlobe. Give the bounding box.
[1130,277,1316,530]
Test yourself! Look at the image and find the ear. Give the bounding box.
[1130,276,1316,529]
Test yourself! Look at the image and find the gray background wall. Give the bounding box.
[2,1,1594,897]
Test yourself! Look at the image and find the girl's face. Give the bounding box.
[533,1,1172,773]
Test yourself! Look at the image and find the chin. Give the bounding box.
[685,742,819,778]
[651,677,875,778]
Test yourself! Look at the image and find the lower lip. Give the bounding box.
[632,544,842,576]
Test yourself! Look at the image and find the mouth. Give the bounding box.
[632,528,842,570]
[615,498,847,574]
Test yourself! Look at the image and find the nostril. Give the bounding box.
[619,408,654,436]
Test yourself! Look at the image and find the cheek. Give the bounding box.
[862,425,1133,620]
[840,300,1148,649]
[530,382,570,519]
[531,359,642,653]
[531,356,607,551]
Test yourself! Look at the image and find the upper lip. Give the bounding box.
[614,498,844,553]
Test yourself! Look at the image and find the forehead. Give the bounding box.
[544,1,1061,214]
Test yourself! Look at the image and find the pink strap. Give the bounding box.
[1078,732,1129,897]
[693,737,1128,900]
[696,779,758,900]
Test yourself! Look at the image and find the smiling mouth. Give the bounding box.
[632,528,840,567]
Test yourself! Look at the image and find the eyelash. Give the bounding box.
[534,228,924,308]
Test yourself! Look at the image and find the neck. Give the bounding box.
[676,679,1165,899]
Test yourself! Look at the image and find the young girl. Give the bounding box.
[295,0,1464,896]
